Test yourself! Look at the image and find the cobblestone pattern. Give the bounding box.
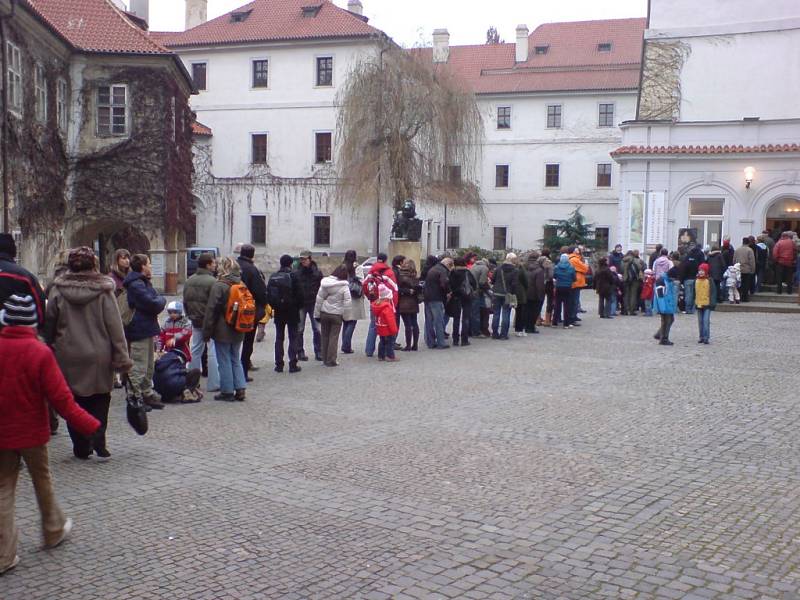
[4,304,800,599]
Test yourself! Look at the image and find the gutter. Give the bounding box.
[0,0,15,233]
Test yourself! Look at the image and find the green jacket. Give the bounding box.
[183,268,217,328]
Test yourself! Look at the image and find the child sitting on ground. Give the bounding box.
[158,301,192,358]
[155,301,202,403]
[641,269,656,316]
[371,284,399,362]
[723,263,742,304]
[0,295,101,575]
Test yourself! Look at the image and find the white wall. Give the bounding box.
[649,0,799,31]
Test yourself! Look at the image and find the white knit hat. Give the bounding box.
[0,294,37,327]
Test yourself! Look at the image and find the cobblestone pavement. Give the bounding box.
[5,301,800,599]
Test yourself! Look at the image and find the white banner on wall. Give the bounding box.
[629,192,645,248]
[646,192,666,245]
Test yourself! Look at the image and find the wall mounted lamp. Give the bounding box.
[744,166,756,189]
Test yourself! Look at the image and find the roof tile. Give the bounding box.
[612,143,800,156]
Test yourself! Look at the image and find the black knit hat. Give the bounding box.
[0,294,37,327]
[0,233,16,258]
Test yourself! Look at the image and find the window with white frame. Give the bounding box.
[34,64,47,123]
[6,42,22,115]
[56,78,68,131]
[598,103,615,127]
[314,215,331,246]
[596,163,612,187]
[546,104,562,128]
[316,56,333,87]
[446,225,460,249]
[497,106,511,129]
[252,59,268,88]
[97,85,128,136]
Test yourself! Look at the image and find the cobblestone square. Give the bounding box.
[5,306,800,599]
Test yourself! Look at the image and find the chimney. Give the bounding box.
[347,0,363,16]
[432,28,450,64]
[515,24,529,62]
[185,0,208,30]
[128,0,149,24]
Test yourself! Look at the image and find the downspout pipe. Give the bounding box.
[0,0,16,233]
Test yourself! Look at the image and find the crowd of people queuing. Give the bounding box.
[0,226,799,575]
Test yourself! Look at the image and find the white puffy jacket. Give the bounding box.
[313,276,352,318]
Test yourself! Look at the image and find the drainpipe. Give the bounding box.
[0,0,15,233]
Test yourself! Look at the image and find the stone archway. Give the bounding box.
[70,220,151,272]
[763,195,800,239]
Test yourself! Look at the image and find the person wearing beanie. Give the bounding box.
[236,244,267,380]
[0,294,101,575]
[641,268,656,316]
[44,247,132,460]
[694,263,714,344]
[267,254,303,373]
[0,233,46,330]
[552,253,577,328]
[371,283,399,361]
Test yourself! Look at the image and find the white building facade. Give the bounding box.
[163,1,646,263]
[614,0,800,252]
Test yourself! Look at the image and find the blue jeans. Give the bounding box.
[298,304,321,357]
[644,299,653,316]
[424,301,446,347]
[215,340,246,394]
[341,320,357,352]
[365,313,377,356]
[190,324,219,391]
[684,279,696,314]
[609,294,618,316]
[491,297,512,337]
[378,335,396,359]
[696,307,711,341]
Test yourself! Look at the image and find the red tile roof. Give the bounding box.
[192,121,213,136]
[612,144,800,157]
[414,18,646,95]
[23,0,172,55]
[158,0,383,48]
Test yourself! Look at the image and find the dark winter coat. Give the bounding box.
[423,263,450,303]
[514,266,529,304]
[553,260,576,289]
[397,267,420,315]
[721,244,735,268]
[238,256,268,319]
[622,255,645,283]
[45,271,132,396]
[153,350,188,401]
[680,246,705,281]
[706,250,726,282]
[183,267,217,327]
[202,274,245,344]
[123,270,166,342]
[594,266,617,297]
[0,326,100,450]
[0,253,46,328]
[294,262,324,306]
[492,263,518,297]
[525,257,546,301]
[609,250,624,272]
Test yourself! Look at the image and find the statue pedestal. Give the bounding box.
[388,240,423,272]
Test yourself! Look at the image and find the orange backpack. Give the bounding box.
[224,283,257,333]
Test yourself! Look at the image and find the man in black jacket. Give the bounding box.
[0,234,46,329]
[294,250,323,361]
[237,245,268,380]
[269,254,304,373]
[424,257,452,349]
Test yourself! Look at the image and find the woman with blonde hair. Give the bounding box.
[202,257,247,402]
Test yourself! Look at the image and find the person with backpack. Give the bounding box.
[653,268,679,346]
[0,294,103,576]
[447,257,476,346]
[237,245,268,380]
[123,254,167,410]
[268,254,304,373]
[423,256,451,349]
[372,284,399,361]
[183,253,220,393]
[362,253,398,357]
[203,257,248,401]
[0,233,46,330]
[621,250,644,315]
[341,250,365,354]
[44,247,132,460]
[313,264,352,367]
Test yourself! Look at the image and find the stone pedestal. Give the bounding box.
[388,240,423,272]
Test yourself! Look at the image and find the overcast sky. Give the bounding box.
[143,0,648,46]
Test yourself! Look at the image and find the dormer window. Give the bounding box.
[597,42,612,52]
[302,4,322,18]
[534,45,549,55]
[230,9,252,23]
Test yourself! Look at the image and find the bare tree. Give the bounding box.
[486,26,502,45]
[336,45,483,212]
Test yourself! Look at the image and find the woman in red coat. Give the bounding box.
[0,294,100,575]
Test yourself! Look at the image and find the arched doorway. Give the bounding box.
[765,197,800,239]
[70,221,151,272]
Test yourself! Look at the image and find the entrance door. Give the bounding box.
[766,197,800,237]
[689,199,724,247]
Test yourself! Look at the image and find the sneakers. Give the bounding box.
[94,448,111,461]
[45,518,72,549]
[0,555,19,575]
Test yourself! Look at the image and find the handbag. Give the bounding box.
[500,269,518,308]
[348,277,363,298]
[123,376,149,436]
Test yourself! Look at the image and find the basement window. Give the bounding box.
[597,42,613,52]
[97,84,128,136]
[534,45,549,55]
